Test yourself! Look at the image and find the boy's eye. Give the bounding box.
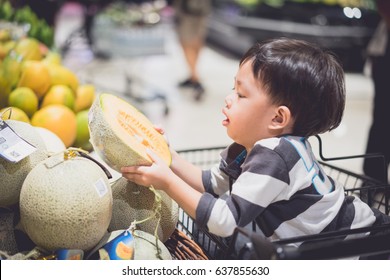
[232,86,245,98]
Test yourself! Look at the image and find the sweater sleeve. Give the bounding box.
[195,144,289,237]
[202,164,230,197]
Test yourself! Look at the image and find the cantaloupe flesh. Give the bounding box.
[102,95,170,165]
[89,93,171,172]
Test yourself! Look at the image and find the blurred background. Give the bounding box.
[0,0,382,175]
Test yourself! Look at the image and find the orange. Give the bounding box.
[46,63,79,93]
[2,53,22,93]
[74,110,92,151]
[31,104,77,147]
[42,51,62,66]
[0,74,9,108]
[74,84,95,112]
[0,106,30,123]
[41,85,75,110]
[18,61,51,99]
[13,37,42,61]
[8,87,39,117]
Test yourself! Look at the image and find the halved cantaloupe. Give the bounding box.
[19,151,113,251]
[88,93,171,172]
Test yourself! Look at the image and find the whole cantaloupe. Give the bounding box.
[109,178,178,242]
[88,93,171,172]
[34,127,66,154]
[19,151,113,251]
[0,120,48,207]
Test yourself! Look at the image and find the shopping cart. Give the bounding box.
[174,135,390,260]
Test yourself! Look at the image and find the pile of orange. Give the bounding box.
[0,35,96,150]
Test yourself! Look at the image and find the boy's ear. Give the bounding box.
[270,106,293,131]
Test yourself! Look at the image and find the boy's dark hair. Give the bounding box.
[240,38,345,137]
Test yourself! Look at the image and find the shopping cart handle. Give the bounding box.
[313,135,388,183]
[274,231,390,260]
[228,227,277,260]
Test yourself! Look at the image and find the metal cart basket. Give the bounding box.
[175,136,390,260]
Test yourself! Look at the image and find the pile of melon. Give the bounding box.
[88,93,178,243]
[0,34,95,151]
[0,93,181,260]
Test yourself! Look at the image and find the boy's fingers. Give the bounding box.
[121,166,142,174]
[154,124,165,135]
[146,148,164,164]
[153,125,169,146]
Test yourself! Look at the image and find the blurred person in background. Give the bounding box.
[174,0,212,101]
[363,0,390,183]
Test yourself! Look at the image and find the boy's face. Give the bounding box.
[222,60,279,150]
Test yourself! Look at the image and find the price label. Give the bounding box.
[0,121,37,162]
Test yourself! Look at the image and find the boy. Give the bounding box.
[121,38,389,241]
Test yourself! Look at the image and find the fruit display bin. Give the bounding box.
[175,136,390,260]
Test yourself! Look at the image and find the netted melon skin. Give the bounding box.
[0,120,48,207]
[133,230,172,260]
[88,94,171,172]
[19,154,113,251]
[109,178,178,243]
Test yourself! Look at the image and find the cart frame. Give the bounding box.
[175,135,390,260]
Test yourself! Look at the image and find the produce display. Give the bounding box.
[0,2,204,261]
[0,30,96,150]
[0,86,187,261]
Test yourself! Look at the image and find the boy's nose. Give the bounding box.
[224,96,232,108]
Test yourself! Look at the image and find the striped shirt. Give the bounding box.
[196,136,379,240]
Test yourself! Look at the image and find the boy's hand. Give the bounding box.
[154,125,170,147]
[121,148,173,190]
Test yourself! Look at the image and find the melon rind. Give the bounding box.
[109,178,178,242]
[88,93,171,172]
[34,126,66,154]
[19,153,113,251]
[0,120,48,207]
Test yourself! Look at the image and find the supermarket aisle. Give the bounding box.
[58,11,374,176]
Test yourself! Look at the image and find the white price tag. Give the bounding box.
[0,122,37,163]
[94,177,108,197]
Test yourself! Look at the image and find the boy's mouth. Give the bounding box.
[222,109,230,126]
